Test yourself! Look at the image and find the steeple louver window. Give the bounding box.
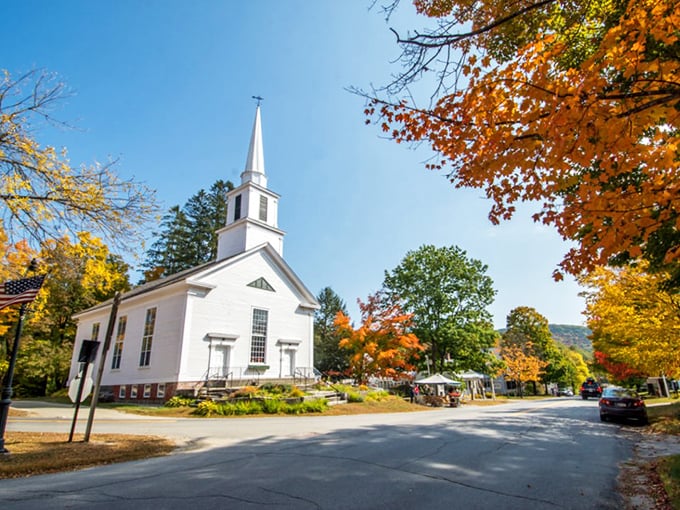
[259,195,268,222]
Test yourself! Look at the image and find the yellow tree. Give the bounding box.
[581,262,680,379]
[501,341,548,397]
[335,291,424,385]
[0,234,39,375]
[12,233,130,395]
[364,0,680,281]
[0,70,157,252]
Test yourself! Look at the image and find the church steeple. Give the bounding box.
[215,104,285,261]
[241,104,267,187]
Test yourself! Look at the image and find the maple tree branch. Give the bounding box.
[391,0,557,48]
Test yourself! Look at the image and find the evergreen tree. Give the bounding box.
[314,287,350,377]
[142,179,233,281]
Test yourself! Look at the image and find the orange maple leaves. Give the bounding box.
[368,0,680,278]
[334,292,424,385]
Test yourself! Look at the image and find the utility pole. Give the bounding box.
[84,292,121,442]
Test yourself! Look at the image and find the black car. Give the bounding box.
[580,378,602,399]
[599,387,648,424]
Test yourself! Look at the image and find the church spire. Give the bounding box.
[215,101,284,261]
[241,103,266,187]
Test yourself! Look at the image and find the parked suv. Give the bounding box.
[580,378,602,400]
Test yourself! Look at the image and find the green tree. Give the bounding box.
[142,180,233,281]
[183,180,232,261]
[314,287,350,377]
[382,245,498,373]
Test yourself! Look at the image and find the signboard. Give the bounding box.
[68,364,94,403]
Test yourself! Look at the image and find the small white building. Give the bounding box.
[68,106,319,402]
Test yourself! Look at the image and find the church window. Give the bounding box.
[157,383,165,398]
[111,316,127,370]
[91,322,100,342]
[259,195,268,222]
[247,277,275,292]
[249,308,268,363]
[130,385,138,399]
[234,194,242,221]
[139,307,156,367]
[119,385,126,399]
[143,384,152,398]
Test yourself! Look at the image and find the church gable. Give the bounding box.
[247,277,275,292]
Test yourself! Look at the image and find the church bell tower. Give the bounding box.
[216,105,285,261]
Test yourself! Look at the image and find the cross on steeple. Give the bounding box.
[252,95,264,106]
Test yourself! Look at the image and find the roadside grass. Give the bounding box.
[658,455,680,509]
[0,432,176,479]
[646,400,680,508]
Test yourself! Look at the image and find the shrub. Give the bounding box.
[233,400,262,415]
[231,386,259,399]
[365,390,389,402]
[289,386,305,398]
[347,391,364,403]
[194,400,220,417]
[302,399,328,413]
[165,396,193,408]
[260,383,291,395]
[261,399,284,414]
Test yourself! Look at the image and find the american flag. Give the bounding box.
[0,275,46,311]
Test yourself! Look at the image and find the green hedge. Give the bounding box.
[193,398,328,417]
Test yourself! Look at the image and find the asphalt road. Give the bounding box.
[2,398,635,509]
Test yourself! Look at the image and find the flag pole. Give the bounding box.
[0,260,39,454]
[0,302,28,453]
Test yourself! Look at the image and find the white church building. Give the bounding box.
[68,106,319,402]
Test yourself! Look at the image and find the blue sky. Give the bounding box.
[2,1,586,328]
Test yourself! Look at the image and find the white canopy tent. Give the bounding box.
[415,373,461,385]
[415,373,462,397]
[457,370,493,399]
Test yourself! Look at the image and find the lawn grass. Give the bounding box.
[0,432,176,479]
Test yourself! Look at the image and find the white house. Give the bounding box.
[68,105,319,402]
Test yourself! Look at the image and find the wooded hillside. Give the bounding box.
[548,325,592,352]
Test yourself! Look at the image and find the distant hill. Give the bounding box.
[497,324,592,353]
[549,324,592,352]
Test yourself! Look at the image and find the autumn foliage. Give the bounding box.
[335,292,424,385]
[501,341,548,397]
[365,0,680,280]
[581,262,680,378]
[593,351,645,385]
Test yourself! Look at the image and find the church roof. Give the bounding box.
[74,243,319,318]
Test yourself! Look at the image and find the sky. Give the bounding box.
[1,1,587,329]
